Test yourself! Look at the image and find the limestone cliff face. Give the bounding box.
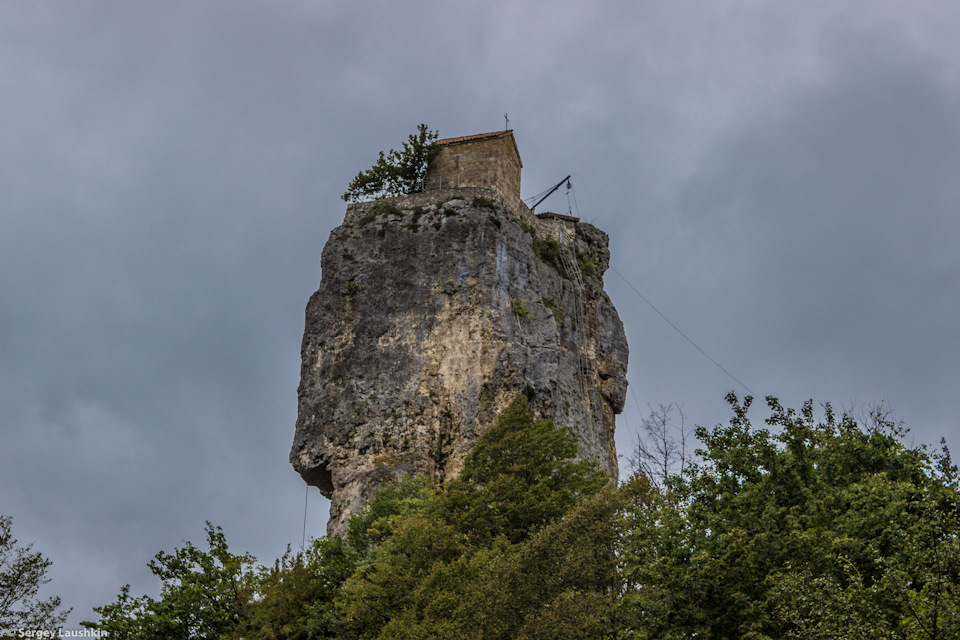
[290,188,628,535]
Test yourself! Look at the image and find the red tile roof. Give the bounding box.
[435,130,514,145]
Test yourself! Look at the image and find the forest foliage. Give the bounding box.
[80,394,960,639]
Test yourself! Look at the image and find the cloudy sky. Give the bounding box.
[3,0,959,626]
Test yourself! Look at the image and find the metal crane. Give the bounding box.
[528,175,571,213]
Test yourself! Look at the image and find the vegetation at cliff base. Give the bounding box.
[342,124,440,202]
[619,394,960,639]
[81,394,960,639]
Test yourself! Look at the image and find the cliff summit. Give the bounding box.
[291,131,629,534]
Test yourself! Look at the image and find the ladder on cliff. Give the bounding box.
[557,242,591,410]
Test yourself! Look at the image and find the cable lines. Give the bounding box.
[301,484,309,550]
[610,265,755,397]
[527,179,753,397]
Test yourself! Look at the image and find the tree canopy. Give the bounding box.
[84,393,960,639]
[337,396,615,639]
[341,124,439,202]
[619,393,960,639]
[85,522,256,639]
[0,515,70,635]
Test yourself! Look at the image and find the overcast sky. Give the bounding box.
[3,0,959,627]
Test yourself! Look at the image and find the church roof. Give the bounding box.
[434,130,522,168]
[435,130,514,145]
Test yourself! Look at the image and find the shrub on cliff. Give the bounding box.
[342,124,440,202]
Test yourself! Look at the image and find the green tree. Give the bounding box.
[356,490,630,640]
[769,459,960,640]
[450,487,632,640]
[0,515,70,634]
[230,536,360,640]
[339,513,466,638]
[85,522,256,640]
[618,393,960,640]
[346,475,434,553]
[432,395,609,546]
[338,396,614,639]
[342,124,440,202]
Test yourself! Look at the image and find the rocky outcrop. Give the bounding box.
[290,188,628,535]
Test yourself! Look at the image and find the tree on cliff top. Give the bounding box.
[342,124,440,202]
